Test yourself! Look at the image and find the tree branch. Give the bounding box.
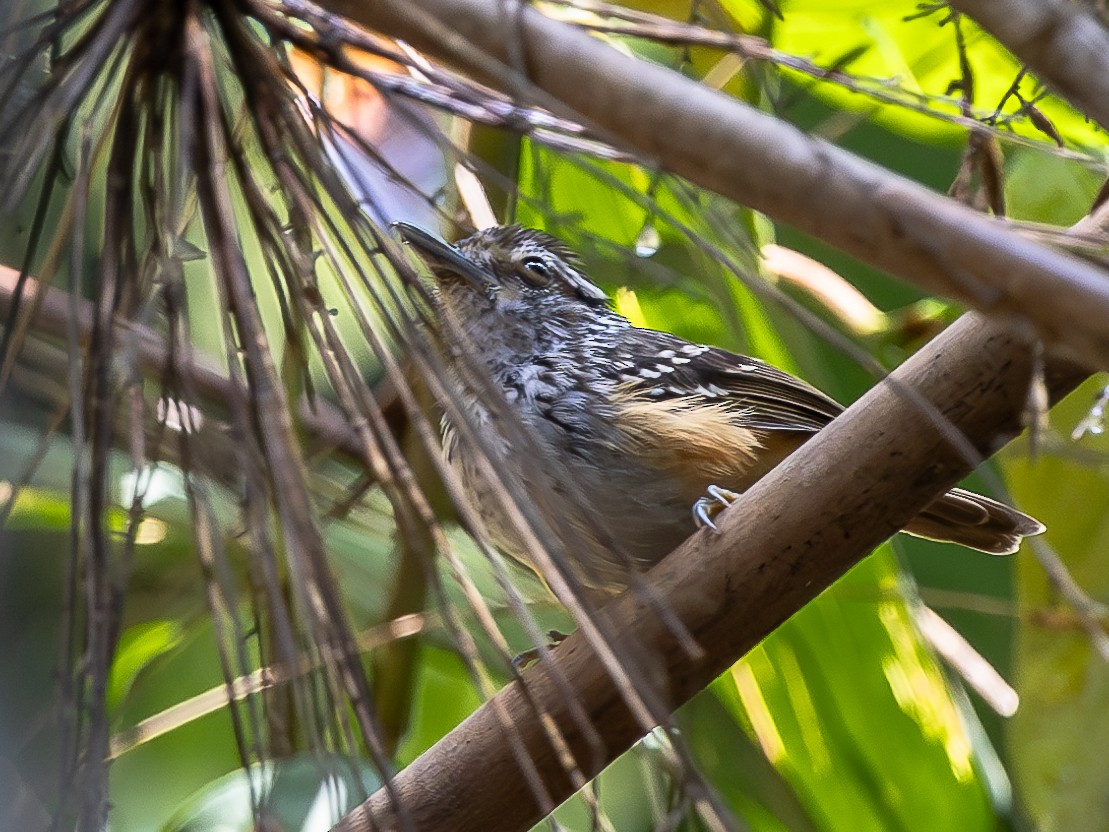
[0,265,381,470]
[329,0,1109,370]
[948,0,1109,134]
[332,311,1084,832]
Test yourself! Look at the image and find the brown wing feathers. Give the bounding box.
[612,329,1041,555]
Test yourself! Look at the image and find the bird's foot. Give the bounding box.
[512,630,570,671]
[692,484,741,532]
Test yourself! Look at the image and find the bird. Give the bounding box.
[396,222,1045,597]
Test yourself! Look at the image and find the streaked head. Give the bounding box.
[396,223,608,307]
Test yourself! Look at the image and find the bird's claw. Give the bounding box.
[693,499,719,531]
[692,485,741,533]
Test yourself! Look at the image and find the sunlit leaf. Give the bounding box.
[757,0,1105,148]
[109,620,186,711]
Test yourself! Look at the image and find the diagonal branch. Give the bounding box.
[0,264,379,468]
[333,311,1085,832]
[331,0,1109,370]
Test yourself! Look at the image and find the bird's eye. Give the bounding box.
[518,256,552,287]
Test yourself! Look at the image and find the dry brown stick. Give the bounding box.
[948,0,1109,134]
[332,312,1084,832]
[0,264,374,462]
[329,0,1109,370]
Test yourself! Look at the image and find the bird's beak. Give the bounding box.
[393,222,491,293]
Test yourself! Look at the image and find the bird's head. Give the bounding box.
[396,223,609,312]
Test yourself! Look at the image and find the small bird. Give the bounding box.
[397,223,1045,596]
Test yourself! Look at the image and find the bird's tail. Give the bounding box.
[905,487,1045,556]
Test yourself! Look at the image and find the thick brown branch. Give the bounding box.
[330,0,1109,370]
[333,312,1084,832]
[948,0,1109,134]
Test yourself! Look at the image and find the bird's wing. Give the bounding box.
[604,329,844,433]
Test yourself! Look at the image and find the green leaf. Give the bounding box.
[109,620,186,711]
[761,0,1105,149]
[1004,150,1104,225]
[0,485,72,531]
[710,552,996,831]
[395,645,484,765]
[681,692,822,832]
[1004,378,1109,832]
[161,754,380,832]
